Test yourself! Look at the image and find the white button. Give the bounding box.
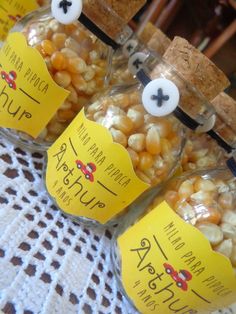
[122,39,138,57]
[128,52,148,76]
[196,114,216,133]
[51,0,82,25]
[142,78,180,117]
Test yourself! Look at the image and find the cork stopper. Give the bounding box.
[82,0,146,41]
[212,93,236,133]
[147,28,171,56]
[161,37,230,101]
[104,0,146,23]
[138,22,157,44]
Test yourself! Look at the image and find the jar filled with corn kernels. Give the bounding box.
[0,0,42,45]
[111,23,171,86]
[45,37,229,227]
[181,92,236,172]
[113,152,236,314]
[0,0,145,150]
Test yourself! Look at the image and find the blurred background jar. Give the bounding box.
[112,151,236,313]
[181,92,236,172]
[0,0,145,150]
[111,22,171,85]
[45,36,228,227]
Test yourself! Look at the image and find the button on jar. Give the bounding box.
[0,0,145,150]
[45,36,228,227]
[111,22,171,86]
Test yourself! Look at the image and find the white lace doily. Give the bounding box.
[0,134,235,314]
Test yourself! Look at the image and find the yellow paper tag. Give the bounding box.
[0,0,38,42]
[0,32,69,138]
[46,109,150,224]
[118,201,236,314]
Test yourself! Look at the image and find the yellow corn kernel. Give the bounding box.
[52,32,66,49]
[41,39,56,56]
[178,180,194,200]
[218,192,234,210]
[155,119,172,138]
[128,133,145,152]
[66,85,78,104]
[136,170,151,185]
[71,74,87,92]
[51,51,68,71]
[65,37,80,52]
[83,67,96,81]
[138,152,154,171]
[127,148,139,168]
[60,100,72,110]
[194,178,216,193]
[72,96,89,112]
[146,127,161,155]
[54,71,71,88]
[57,109,76,122]
[110,128,127,147]
[113,94,131,109]
[112,115,134,135]
[127,108,144,129]
[61,48,78,58]
[164,190,179,208]
[67,57,87,74]
[47,121,66,135]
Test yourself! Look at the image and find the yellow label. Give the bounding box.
[0,32,69,138]
[46,109,150,224]
[0,0,38,41]
[118,201,236,314]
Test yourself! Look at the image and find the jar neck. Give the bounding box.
[82,1,133,48]
[44,3,132,50]
[135,61,214,132]
[207,115,236,153]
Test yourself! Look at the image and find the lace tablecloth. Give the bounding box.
[0,134,235,314]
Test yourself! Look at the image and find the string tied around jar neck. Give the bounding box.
[51,0,134,50]
[226,156,236,177]
[136,69,202,131]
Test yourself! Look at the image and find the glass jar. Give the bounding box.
[0,0,138,151]
[0,0,41,45]
[113,156,236,313]
[45,54,216,228]
[181,92,236,172]
[111,24,171,86]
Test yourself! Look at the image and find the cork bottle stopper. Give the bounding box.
[104,0,146,23]
[212,93,236,133]
[82,0,146,40]
[138,22,157,44]
[152,36,229,101]
[147,28,171,56]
